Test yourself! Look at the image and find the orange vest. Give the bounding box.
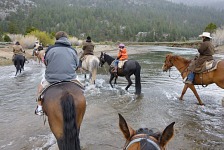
[117,48,128,61]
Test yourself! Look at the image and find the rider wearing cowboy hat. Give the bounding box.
[184,32,215,84]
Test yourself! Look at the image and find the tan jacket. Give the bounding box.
[13,45,25,55]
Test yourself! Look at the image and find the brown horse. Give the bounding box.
[34,50,45,64]
[41,81,86,150]
[162,54,224,105]
[119,114,175,150]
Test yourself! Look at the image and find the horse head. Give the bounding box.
[162,54,174,72]
[119,113,175,150]
[99,52,106,67]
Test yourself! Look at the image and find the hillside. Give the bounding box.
[167,0,224,10]
[0,0,224,42]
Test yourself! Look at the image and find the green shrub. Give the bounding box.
[3,34,11,42]
[29,30,54,46]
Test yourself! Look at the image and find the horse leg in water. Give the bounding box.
[109,74,115,88]
[179,84,188,100]
[188,84,204,105]
[90,68,97,84]
[180,84,203,105]
[125,75,132,91]
[114,76,118,85]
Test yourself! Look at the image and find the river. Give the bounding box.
[0,46,223,150]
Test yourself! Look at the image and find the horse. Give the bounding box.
[13,54,25,76]
[99,52,141,95]
[162,54,224,105]
[80,54,100,84]
[119,113,175,150]
[34,50,45,64]
[41,81,86,150]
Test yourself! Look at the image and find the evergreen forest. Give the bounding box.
[1,0,224,42]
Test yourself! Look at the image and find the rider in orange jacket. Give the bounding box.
[114,43,128,74]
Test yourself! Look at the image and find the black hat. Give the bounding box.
[86,36,91,42]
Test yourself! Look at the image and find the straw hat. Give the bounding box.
[199,32,212,38]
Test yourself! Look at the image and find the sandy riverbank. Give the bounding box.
[0,43,223,66]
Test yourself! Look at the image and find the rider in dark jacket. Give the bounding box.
[184,32,214,84]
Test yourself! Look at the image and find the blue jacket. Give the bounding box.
[44,37,79,83]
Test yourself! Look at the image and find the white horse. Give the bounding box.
[80,54,100,84]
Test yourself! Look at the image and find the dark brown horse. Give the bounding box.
[13,54,25,76]
[162,54,224,105]
[119,114,175,150]
[99,52,141,95]
[41,81,86,150]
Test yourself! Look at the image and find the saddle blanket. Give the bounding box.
[118,60,128,68]
[203,60,221,73]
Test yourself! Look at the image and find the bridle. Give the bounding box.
[123,129,161,150]
[99,53,106,67]
[165,57,190,79]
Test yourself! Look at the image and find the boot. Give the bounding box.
[113,66,118,76]
[35,105,43,116]
[184,72,195,84]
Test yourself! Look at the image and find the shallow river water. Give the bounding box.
[0,46,223,150]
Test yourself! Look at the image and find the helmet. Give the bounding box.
[118,43,125,48]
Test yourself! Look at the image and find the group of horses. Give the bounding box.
[14,47,224,149]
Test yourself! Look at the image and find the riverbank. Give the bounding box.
[0,42,223,66]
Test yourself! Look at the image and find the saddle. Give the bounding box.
[194,60,221,73]
[37,80,84,101]
[111,60,128,74]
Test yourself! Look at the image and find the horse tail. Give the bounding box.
[134,61,141,95]
[59,92,81,150]
[90,58,100,70]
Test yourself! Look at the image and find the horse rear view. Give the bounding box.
[81,55,100,84]
[119,114,175,150]
[42,82,86,150]
[13,54,25,76]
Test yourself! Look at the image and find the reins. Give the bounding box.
[168,64,188,80]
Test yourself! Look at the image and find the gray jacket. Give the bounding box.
[44,37,79,83]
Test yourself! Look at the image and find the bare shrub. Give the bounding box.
[20,35,38,49]
[7,34,24,42]
[212,26,224,46]
[69,36,79,46]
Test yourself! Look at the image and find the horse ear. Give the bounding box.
[159,122,175,148]
[119,113,135,140]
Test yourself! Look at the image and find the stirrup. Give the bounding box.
[184,80,193,84]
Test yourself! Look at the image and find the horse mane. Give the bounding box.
[172,55,191,64]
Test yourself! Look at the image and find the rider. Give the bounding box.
[12,41,26,62]
[32,40,40,56]
[35,31,79,115]
[113,43,128,74]
[184,32,215,84]
[79,36,94,67]
[37,43,44,51]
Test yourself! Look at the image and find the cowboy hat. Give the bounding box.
[199,32,212,38]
